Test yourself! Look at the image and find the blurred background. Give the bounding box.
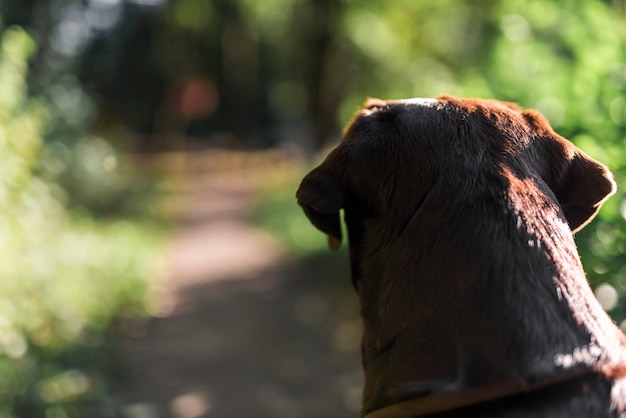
[0,0,624,417]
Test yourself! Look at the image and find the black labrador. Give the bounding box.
[296,96,626,417]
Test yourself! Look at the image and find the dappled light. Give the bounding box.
[0,0,624,416]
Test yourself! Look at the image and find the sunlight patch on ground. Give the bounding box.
[170,391,212,418]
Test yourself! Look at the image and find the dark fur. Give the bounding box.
[297,96,626,417]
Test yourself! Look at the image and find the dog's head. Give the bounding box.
[297,96,615,252]
[297,96,621,415]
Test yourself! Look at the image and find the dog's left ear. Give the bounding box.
[296,167,345,251]
[552,151,616,232]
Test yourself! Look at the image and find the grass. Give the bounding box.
[251,171,332,256]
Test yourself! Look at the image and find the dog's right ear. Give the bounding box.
[296,168,345,251]
[551,151,616,233]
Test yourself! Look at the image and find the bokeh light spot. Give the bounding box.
[594,283,619,311]
[501,14,531,42]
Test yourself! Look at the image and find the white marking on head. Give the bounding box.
[398,98,444,109]
[361,97,443,116]
[399,98,439,106]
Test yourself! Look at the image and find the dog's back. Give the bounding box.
[297,96,626,417]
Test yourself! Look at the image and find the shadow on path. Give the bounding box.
[117,153,363,418]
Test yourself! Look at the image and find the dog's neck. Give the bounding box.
[348,167,626,415]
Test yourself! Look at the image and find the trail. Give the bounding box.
[116,149,363,418]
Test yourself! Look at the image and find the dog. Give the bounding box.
[296,96,626,417]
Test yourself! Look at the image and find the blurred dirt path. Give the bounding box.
[116,150,363,418]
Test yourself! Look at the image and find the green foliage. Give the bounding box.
[347,0,626,325]
[0,27,163,417]
[252,179,330,255]
[251,0,626,322]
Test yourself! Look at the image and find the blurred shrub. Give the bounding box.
[254,0,626,324]
[329,0,626,324]
[41,133,164,218]
[0,26,163,417]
